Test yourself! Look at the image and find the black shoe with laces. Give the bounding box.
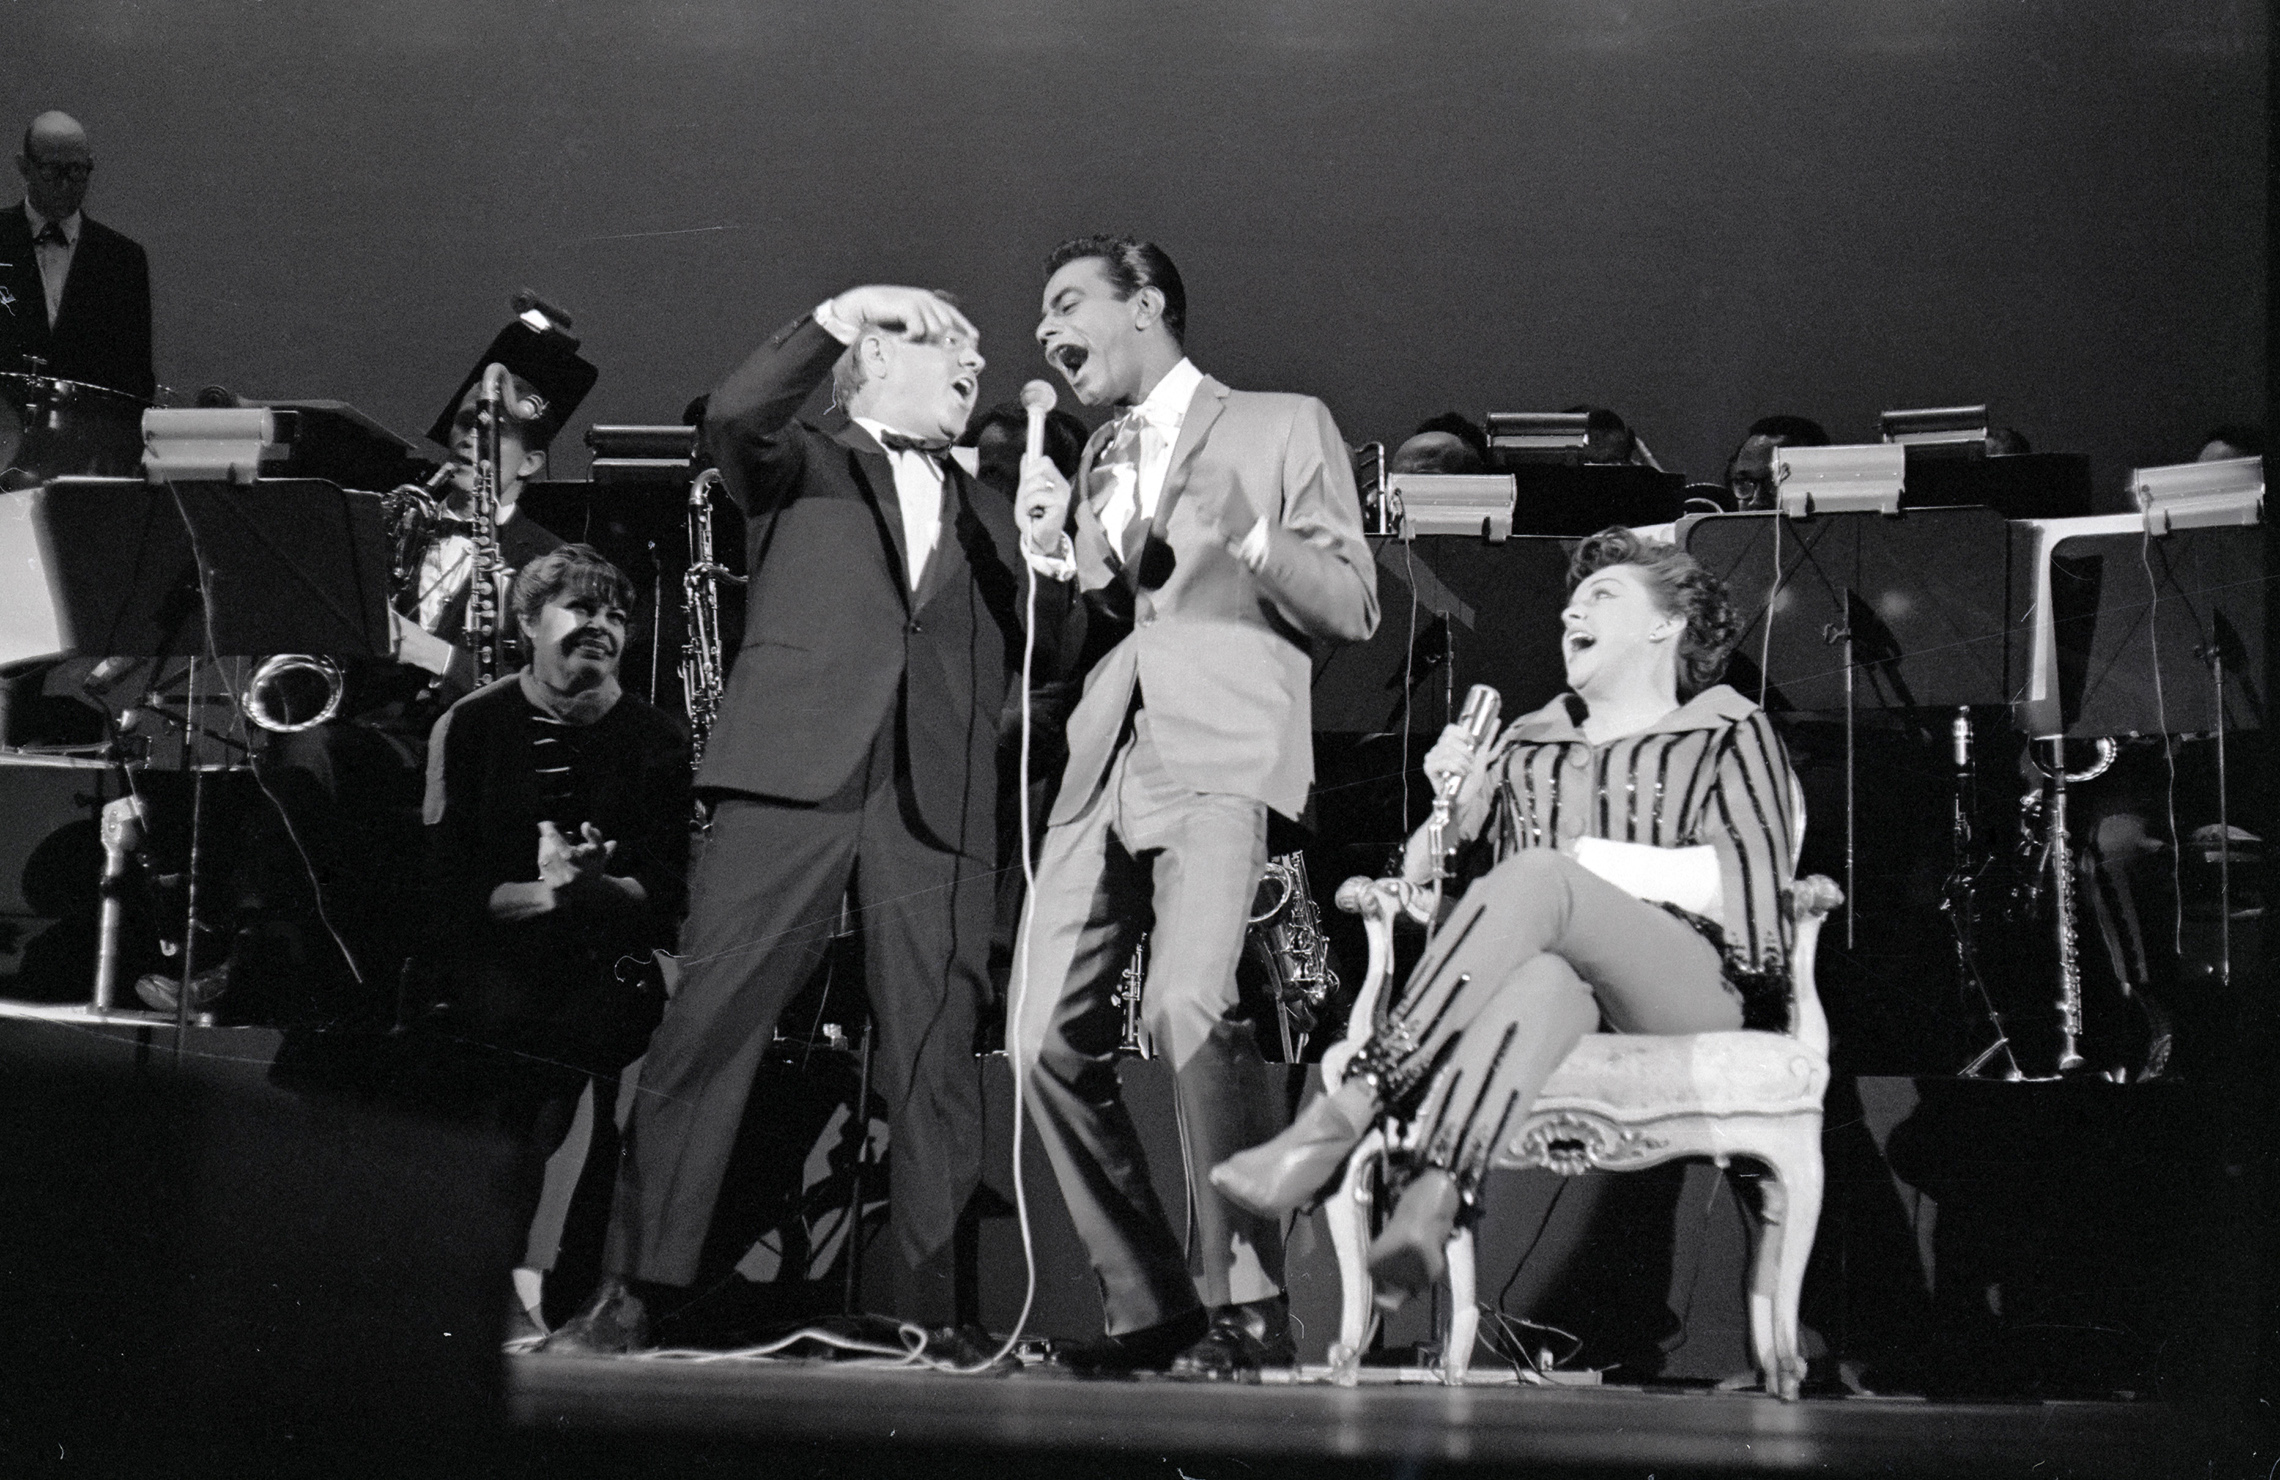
[1169,1296,1296,1383]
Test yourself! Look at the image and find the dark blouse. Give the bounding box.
[421,676,690,1061]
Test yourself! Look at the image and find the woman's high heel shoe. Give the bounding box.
[1208,1077,1378,1219]
[1366,1168,1464,1312]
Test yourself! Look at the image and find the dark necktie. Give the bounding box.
[33,222,68,249]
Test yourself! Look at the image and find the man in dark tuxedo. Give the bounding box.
[1011,236,1378,1379]
[0,111,153,399]
[547,284,1073,1353]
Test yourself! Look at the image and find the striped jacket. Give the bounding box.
[1457,684,1801,1023]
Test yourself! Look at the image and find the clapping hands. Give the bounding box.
[538,820,616,888]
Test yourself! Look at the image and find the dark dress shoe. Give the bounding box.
[537,1275,655,1356]
[1042,1306,1211,1377]
[1169,1296,1296,1383]
[1208,1077,1378,1219]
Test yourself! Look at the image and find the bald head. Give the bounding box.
[19,111,94,221]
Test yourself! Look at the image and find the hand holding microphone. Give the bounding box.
[1423,685,1504,798]
[1015,379,1071,556]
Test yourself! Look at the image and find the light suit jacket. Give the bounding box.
[1051,373,1378,824]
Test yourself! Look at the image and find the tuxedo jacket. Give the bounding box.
[0,205,155,400]
[1052,374,1379,825]
[699,313,1066,859]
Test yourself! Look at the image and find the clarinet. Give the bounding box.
[465,364,543,688]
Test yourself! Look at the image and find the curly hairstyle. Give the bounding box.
[1566,526,1740,698]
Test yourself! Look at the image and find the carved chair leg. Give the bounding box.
[1325,1129,1384,1386]
[1746,1122,1825,1401]
[1441,1226,1479,1385]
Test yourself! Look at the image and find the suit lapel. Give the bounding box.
[831,416,913,611]
[1151,377,1228,546]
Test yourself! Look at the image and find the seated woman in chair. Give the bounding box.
[1212,526,1800,1308]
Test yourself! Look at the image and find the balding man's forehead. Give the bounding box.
[24,112,91,159]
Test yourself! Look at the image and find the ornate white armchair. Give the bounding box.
[1318,852,1842,1397]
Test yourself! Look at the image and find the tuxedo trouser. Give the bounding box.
[602,718,988,1325]
[1012,707,1284,1335]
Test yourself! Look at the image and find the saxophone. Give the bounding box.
[1244,852,1342,1060]
[679,466,744,765]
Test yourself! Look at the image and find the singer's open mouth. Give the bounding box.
[951,375,976,401]
[1048,344,1087,378]
[1565,632,1596,657]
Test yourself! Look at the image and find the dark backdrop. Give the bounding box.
[12,0,2265,494]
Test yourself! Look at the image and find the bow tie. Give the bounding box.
[33,222,68,249]
[878,430,950,457]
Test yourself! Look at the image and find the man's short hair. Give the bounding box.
[1043,235,1187,346]
[2200,423,2264,458]
[1742,414,1829,449]
[829,290,963,412]
[511,543,634,649]
[1412,411,1489,466]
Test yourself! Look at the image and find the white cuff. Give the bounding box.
[1231,518,1271,572]
[1022,535,1077,583]
[813,296,861,345]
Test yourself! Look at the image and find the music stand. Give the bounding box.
[1684,507,2020,950]
[0,476,391,1045]
[2039,522,2264,992]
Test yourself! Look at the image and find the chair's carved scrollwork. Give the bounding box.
[1509,1113,1670,1176]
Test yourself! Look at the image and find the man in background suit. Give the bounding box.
[1012,236,1379,1378]
[0,111,154,400]
[548,284,1073,1356]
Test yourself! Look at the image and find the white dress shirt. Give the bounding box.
[852,414,944,592]
[1092,356,1202,551]
[23,202,79,327]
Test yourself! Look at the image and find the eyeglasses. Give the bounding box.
[27,162,94,183]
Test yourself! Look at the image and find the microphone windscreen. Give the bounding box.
[1019,379,1058,415]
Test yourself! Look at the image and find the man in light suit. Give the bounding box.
[1012,236,1379,1378]
[0,111,154,400]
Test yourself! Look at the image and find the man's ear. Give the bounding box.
[515,447,547,484]
[1131,285,1164,331]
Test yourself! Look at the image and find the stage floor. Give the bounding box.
[506,1352,2192,1478]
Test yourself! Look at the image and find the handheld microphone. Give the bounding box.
[1443,684,1503,797]
[1020,379,1056,461]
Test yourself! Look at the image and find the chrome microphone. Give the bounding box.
[1020,378,1056,460]
[1018,379,1060,543]
[1441,684,1504,799]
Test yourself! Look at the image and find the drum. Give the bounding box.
[0,372,147,482]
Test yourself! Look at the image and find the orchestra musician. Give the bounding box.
[546,285,1073,1357]
[1210,528,1800,1310]
[1011,236,1378,1379]
[0,110,153,401]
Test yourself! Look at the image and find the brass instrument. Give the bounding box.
[238,466,457,735]
[680,466,745,764]
[1244,851,1342,1060]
